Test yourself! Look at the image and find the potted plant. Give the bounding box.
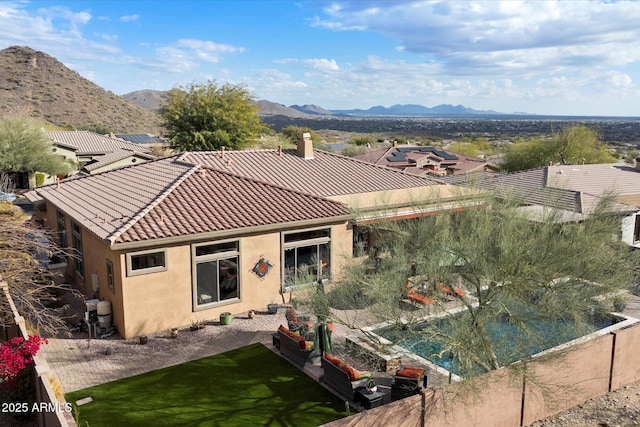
[139,335,148,345]
[190,319,204,331]
[366,379,377,394]
[267,302,279,314]
[219,312,233,325]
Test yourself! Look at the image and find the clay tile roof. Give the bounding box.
[83,150,155,172]
[45,130,151,154]
[27,155,350,246]
[28,157,192,242]
[180,149,440,196]
[117,167,350,243]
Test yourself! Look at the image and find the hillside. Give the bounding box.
[0,46,163,133]
[122,89,168,112]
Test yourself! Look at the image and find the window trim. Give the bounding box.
[126,249,168,277]
[57,211,67,249]
[192,239,240,310]
[106,259,115,293]
[282,226,331,291]
[634,214,640,243]
[71,222,84,278]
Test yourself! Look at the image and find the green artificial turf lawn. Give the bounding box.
[66,343,349,427]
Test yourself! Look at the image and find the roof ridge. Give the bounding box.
[106,164,200,244]
[198,165,349,208]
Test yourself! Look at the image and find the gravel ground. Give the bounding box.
[527,382,640,427]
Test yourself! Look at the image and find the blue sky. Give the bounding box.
[1,1,640,116]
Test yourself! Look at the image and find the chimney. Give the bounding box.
[297,133,314,160]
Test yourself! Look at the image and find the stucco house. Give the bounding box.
[26,135,480,338]
[354,144,499,177]
[443,163,640,247]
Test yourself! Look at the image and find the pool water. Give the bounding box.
[375,311,618,377]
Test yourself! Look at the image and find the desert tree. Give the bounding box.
[501,124,616,172]
[0,116,71,177]
[160,80,269,151]
[321,193,636,377]
[0,202,79,337]
[280,126,321,144]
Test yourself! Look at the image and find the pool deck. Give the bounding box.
[40,291,640,424]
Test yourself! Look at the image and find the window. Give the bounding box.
[283,228,331,288]
[353,226,370,257]
[126,249,167,276]
[634,215,640,243]
[193,241,239,308]
[72,222,84,277]
[57,211,67,248]
[106,259,114,292]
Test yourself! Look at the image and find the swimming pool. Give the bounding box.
[374,309,621,377]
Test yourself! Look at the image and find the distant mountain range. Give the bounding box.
[249,100,504,118]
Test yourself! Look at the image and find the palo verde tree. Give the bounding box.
[501,124,616,172]
[0,202,79,337]
[160,80,269,151]
[326,193,636,378]
[0,116,71,178]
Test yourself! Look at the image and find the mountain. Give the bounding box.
[289,104,335,116]
[122,90,167,112]
[254,100,312,118]
[332,103,502,117]
[0,46,163,133]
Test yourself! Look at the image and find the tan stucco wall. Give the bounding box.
[522,334,614,425]
[117,222,352,339]
[328,185,482,221]
[610,323,640,390]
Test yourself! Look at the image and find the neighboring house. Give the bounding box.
[112,133,170,149]
[5,130,154,190]
[45,130,153,167]
[442,163,640,247]
[26,135,481,338]
[354,145,499,177]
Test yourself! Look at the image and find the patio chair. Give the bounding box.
[285,306,313,339]
[391,366,428,402]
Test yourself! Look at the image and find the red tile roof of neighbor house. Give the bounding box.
[353,145,497,176]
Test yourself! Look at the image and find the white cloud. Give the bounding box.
[119,14,139,23]
[315,1,640,80]
[276,58,340,72]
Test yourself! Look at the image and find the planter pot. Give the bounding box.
[139,336,148,345]
[219,313,233,325]
[267,304,279,314]
[170,329,179,338]
[366,385,377,394]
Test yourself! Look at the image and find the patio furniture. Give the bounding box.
[277,325,315,368]
[391,366,428,402]
[355,387,386,409]
[321,354,371,402]
[285,306,313,338]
